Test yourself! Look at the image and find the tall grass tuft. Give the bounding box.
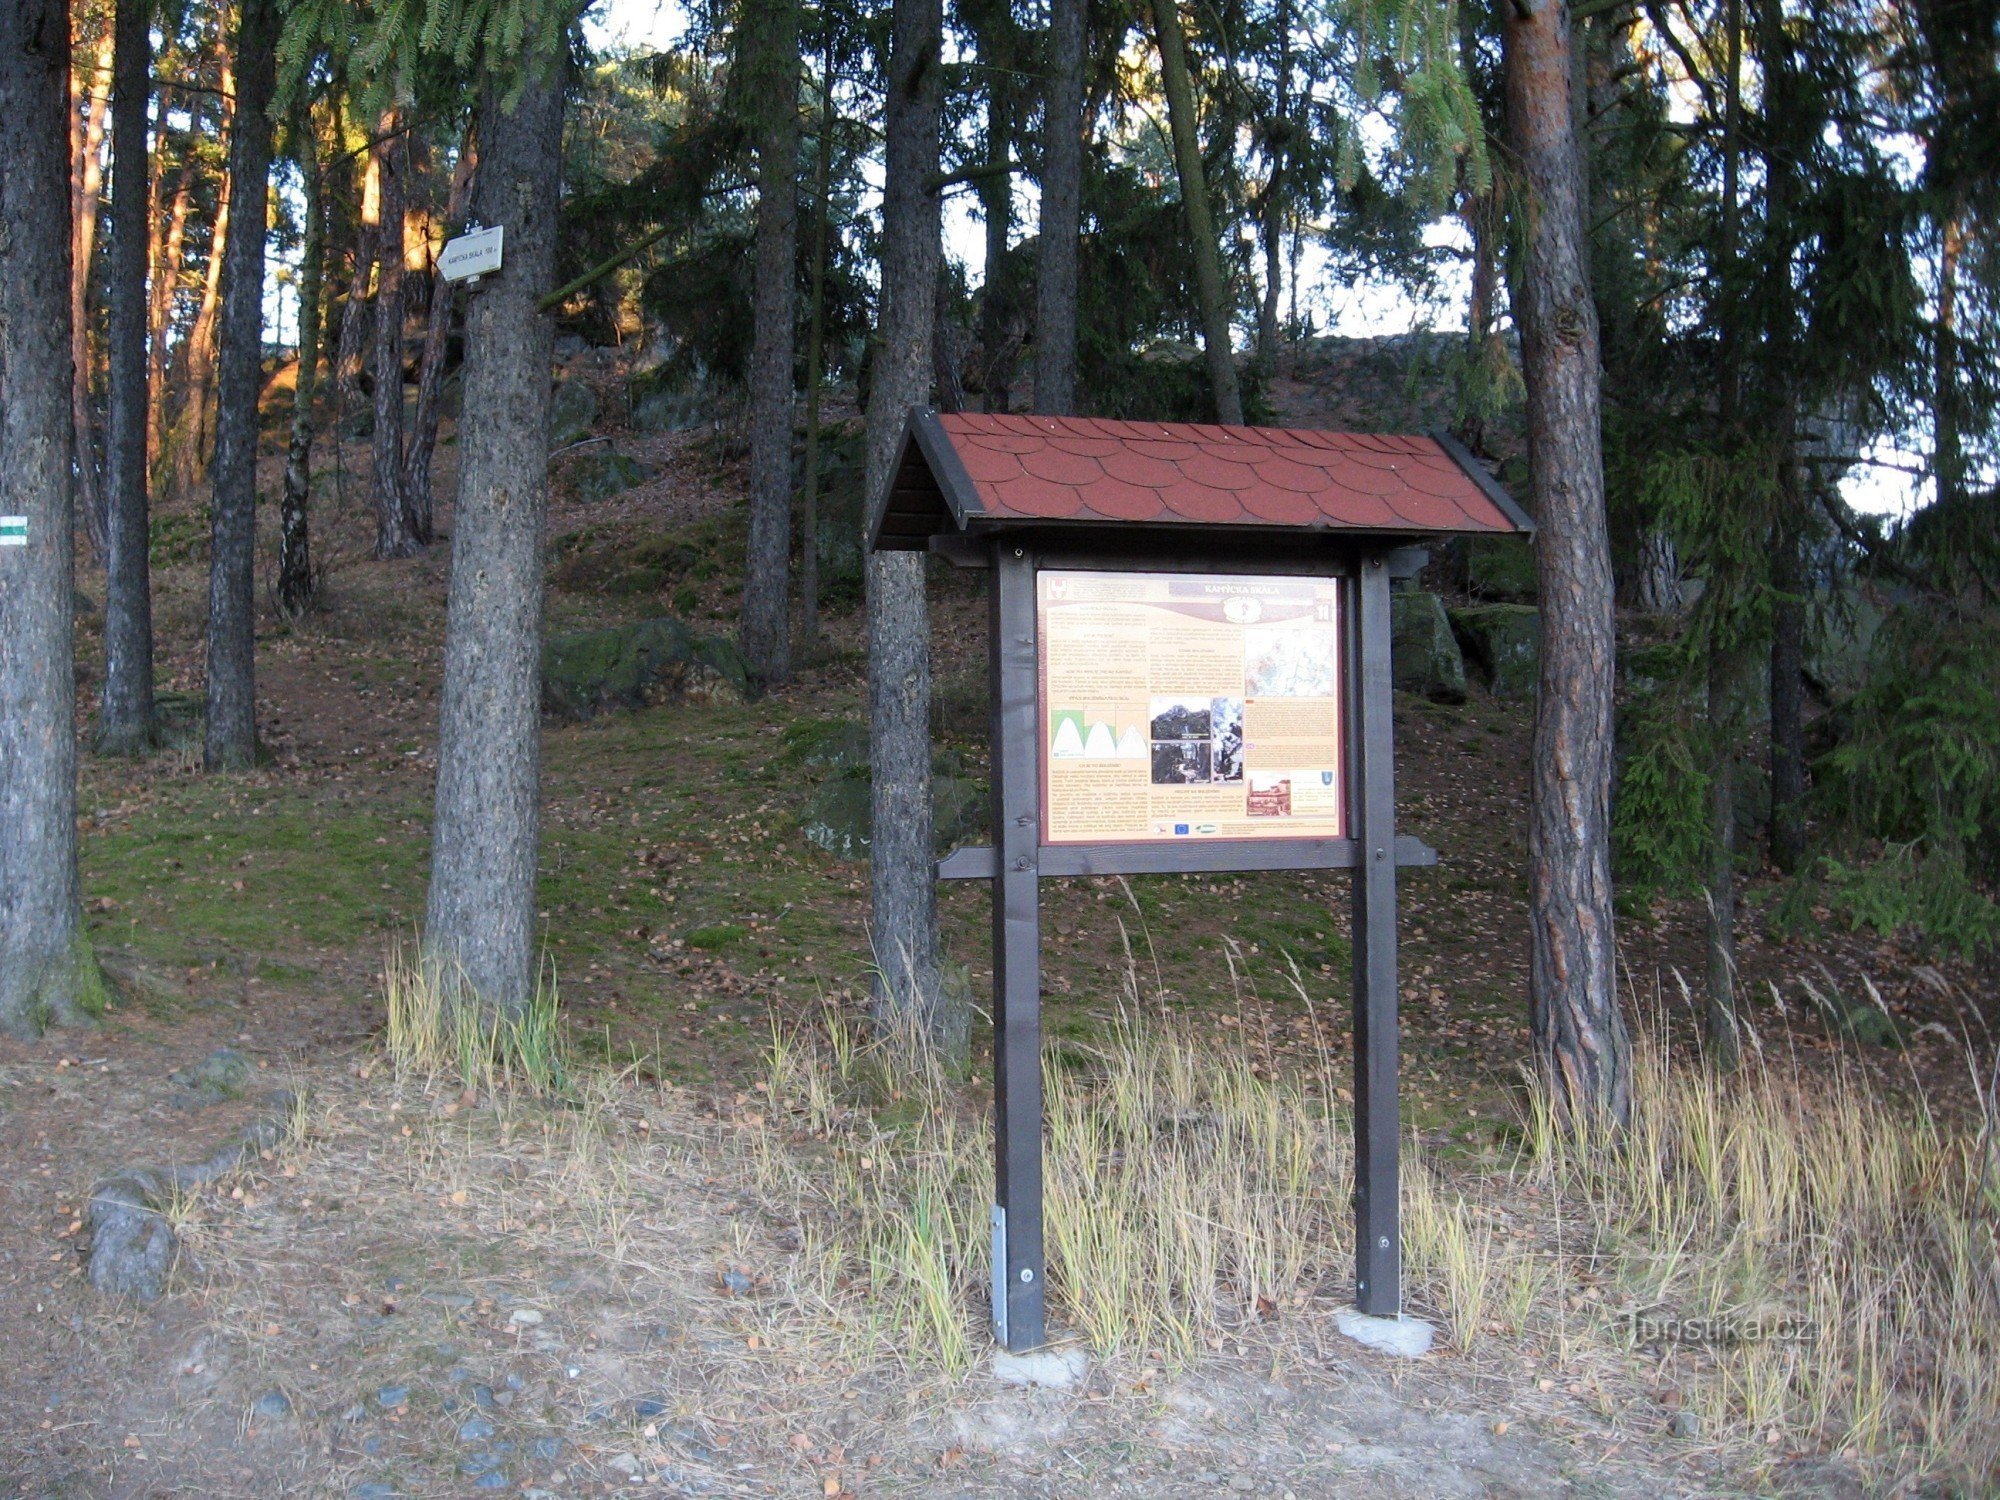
[752,1001,1352,1371]
[1522,988,2000,1481]
[749,962,2000,1485]
[382,944,568,1097]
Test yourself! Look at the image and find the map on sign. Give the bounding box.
[1037,570,1345,844]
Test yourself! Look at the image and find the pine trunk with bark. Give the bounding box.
[1150,0,1242,426]
[1702,0,1744,1067]
[99,0,155,753]
[1254,0,1291,375]
[1,0,104,1036]
[402,132,476,546]
[202,0,276,772]
[371,116,417,559]
[976,22,1013,413]
[864,0,952,1058]
[147,130,193,464]
[423,60,567,1014]
[796,49,837,650]
[740,1,801,690]
[335,145,379,418]
[175,58,232,496]
[279,108,324,617]
[1032,0,1084,415]
[1503,0,1630,1127]
[70,22,113,553]
[1768,510,1806,874]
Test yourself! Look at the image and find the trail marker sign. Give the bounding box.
[868,411,1533,1352]
[439,225,504,284]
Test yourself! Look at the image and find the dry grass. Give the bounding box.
[382,942,569,1097]
[1512,974,2000,1483]
[137,951,2000,1493]
[744,962,2000,1489]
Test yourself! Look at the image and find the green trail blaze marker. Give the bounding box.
[0,516,26,546]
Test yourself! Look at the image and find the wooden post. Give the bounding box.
[988,541,1046,1350]
[1348,552,1402,1314]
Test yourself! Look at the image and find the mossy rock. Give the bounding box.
[1467,536,1537,602]
[798,774,987,862]
[573,451,652,503]
[550,379,599,449]
[781,718,871,774]
[169,1045,251,1103]
[1391,590,1467,704]
[630,385,708,434]
[1452,603,1539,698]
[541,618,748,721]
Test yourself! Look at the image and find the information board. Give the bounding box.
[1036,569,1345,844]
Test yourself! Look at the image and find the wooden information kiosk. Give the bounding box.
[869,412,1532,1352]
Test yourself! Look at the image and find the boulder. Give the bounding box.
[799,778,871,862]
[572,451,651,503]
[1452,604,1540,698]
[1466,536,1536,602]
[1391,590,1467,703]
[169,1045,251,1103]
[549,379,599,449]
[781,718,871,774]
[630,386,707,434]
[799,774,985,862]
[541,619,748,722]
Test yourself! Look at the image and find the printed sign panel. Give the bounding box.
[438,225,504,282]
[1037,569,1344,843]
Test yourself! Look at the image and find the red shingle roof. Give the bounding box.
[871,412,1531,550]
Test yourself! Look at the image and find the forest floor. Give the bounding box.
[0,348,1992,1498]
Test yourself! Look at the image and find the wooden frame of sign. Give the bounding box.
[870,412,1532,1353]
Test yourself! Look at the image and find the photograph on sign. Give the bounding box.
[1036,570,1344,843]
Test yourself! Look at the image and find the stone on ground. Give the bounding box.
[991,1346,1090,1390]
[549,379,599,448]
[1390,590,1468,704]
[1451,603,1540,699]
[1335,1310,1435,1359]
[541,618,748,721]
[571,449,652,502]
[169,1045,251,1102]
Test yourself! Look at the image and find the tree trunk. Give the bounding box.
[147,131,193,464]
[423,59,567,1015]
[371,113,417,559]
[740,1,802,690]
[1703,647,1743,1071]
[279,106,324,617]
[796,47,836,651]
[70,20,113,553]
[335,144,379,417]
[977,28,1013,413]
[99,0,155,754]
[403,131,477,545]
[1503,0,1630,1127]
[201,0,277,772]
[1254,0,1291,375]
[1150,0,1242,426]
[1934,214,1963,508]
[1032,0,1084,415]
[1635,524,1680,614]
[1768,485,1806,876]
[1,0,104,1036]
[864,0,952,1058]
[176,56,233,496]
